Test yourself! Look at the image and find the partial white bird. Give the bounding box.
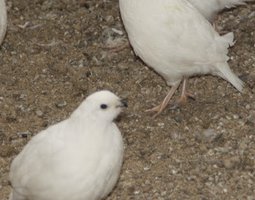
[0,0,7,44]
[188,0,255,21]
[119,0,243,116]
[9,90,127,200]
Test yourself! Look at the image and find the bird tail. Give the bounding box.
[221,0,255,8]
[216,63,244,92]
[9,190,25,200]
[9,191,14,200]
[221,32,235,47]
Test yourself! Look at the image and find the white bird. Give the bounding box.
[9,90,127,200]
[119,0,243,116]
[188,0,255,21]
[0,0,7,44]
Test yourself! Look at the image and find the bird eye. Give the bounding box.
[100,104,108,109]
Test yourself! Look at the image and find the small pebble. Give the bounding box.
[56,101,67,108]
[197,129,222,143]
[223,156,241,169]
[36,110,44,117]
[17,131,32,138]
[247,111,255,124]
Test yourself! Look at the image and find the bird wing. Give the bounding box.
[9,120,122,199]
[164,0,231,62]
[9,121,69,196]
[122,0,233,70]
[188,0,222,20]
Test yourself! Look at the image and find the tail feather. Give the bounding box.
[216,63,244,92]
[9,190,26,200]
[222,0,255,8]
[221,32,235,47]
[9,191,13,200]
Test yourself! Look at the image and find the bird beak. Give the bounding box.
[119,99,128,108]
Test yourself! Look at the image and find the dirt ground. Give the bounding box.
[0,0,255,199]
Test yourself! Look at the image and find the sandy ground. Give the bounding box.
[0,0,255,199]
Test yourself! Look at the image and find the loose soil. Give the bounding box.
[0,1,255,199]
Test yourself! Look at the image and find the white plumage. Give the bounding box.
[0,0,7,44]
[9,90,127,200]
[119,0,243,115]
[189,0,255,21]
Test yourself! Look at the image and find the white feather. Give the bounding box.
[188,0,254,21]
[119,0,243,92]
[0,0,7,44]
[9,91,125,200]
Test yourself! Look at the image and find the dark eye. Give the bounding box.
[100,104,108,109]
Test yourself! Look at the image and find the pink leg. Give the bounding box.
[146,81,180,117]
[177,78,195,105]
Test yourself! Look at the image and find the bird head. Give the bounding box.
[74,90,127,122]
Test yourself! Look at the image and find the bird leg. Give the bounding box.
[177,78,195,105]
[146,81,180,117]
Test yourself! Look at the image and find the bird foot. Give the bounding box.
[145,104,163,118]
[145,83,180,117]
[145,105,161,113]
[178,91,195,105]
